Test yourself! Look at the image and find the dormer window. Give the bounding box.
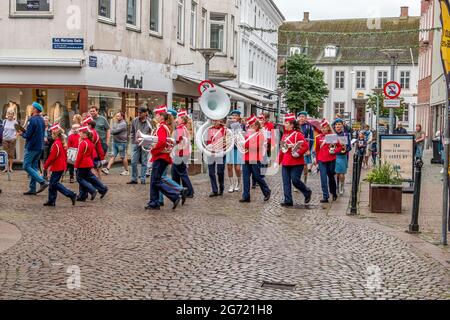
[324,45,337,58]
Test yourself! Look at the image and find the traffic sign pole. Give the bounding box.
[384,79,402,134]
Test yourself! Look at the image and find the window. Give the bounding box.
[231,15,235,59]
[400,104,409,123]
[11,0,53,16]
[377,71,388,88]
[210,13,226,53]
[324,45,337,58]
[177,0,185,43]
[334,102,345,117]
[318,104,324,118]
[190,2,197,48]
[356,71,366,89]
[126,0,141,29]
[249,50,254,79]
[335,71,345,89]
[400,71,410,89]
[98,0,116,23]
[201,9,207,48]
[150,0,162,35]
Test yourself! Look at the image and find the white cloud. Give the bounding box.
[272,0,421,21]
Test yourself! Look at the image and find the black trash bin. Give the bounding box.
[431,138,443,164]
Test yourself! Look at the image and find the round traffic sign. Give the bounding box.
[198,80,214,95]
[384,81,401,99]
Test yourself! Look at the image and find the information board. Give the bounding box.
[380,134,414,181]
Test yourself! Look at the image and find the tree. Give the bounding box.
[278,54,329,118]
[366,92,406,119]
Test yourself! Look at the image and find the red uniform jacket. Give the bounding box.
[315,134,343,163]
[207,125,226,146]
[174,124,191,157]
[68,133,80,149]
[277,130,309,166]
[244,129,265,163]
[75,138,95,169]
[151,122,172,164]
[91,129,105,161]
[43,138,67,172]
[264,121,275,146]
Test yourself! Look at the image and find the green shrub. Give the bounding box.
[365,161,402,185]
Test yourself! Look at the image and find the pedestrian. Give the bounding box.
[18,102,49,195]
[206,119,227,197]
[414,124,426,160]
[75,126,108,202]
[370,138,378,166]
[333,118,352,195]
[72,114,83,126]
[128,106,153,185]
[239,115,271,203]
[43,124,77,207]
[41,115,54,179]
[84,118,106,178]
[356,132,368,158]
[394,122,407,134]
[297,111,315,181]
[315,119,342,203]
[278,113,312,207]
[171,110,194,198]
[2,110,19,173]
[362,125,373,169]
[226,110,245,193]
[102,112,129,176]
[67,124,80,183]
[89,106,110,157]
[145,106,182,210]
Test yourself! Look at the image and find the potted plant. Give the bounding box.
[365,161,403,213]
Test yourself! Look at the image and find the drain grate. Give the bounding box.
[261,281,296,291]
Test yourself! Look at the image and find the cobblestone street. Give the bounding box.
[0,168,449,300]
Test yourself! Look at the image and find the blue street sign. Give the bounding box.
[52,38,84,50]
[89,56,98,68]
[0,151,8,166]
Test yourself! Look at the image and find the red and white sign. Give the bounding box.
[384,81,401,99]
[198,80,214,95]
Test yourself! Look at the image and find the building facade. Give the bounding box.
[278,8,419,131]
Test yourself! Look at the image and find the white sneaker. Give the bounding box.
[102,168,110,175]
[441,168,445,174]
[228,178,235,193]
[234,178,241,191]
[120,170,130,176]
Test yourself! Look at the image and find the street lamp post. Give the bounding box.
[197,48,220,80]
[372,88,383,166]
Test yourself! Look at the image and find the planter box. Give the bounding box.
[369,184,403,213]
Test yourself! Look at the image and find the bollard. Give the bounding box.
[349,153,362,215]
[408,159,423,233]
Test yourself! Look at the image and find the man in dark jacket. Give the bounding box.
[394,123,408,134]
[19,102,48,195]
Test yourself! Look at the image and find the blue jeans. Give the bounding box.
[242,162,271,201]
[23,149,45,193]
[148,159,180,208]
[131,144,148,182]
[318,161,337,200]
[76,168,108,200]
[208,156,226,194]
[415,144,424,159]
[158,166,183,205]
[282,165,311,204]
[113,142,127,158]
[172,161,194,197]
[48,171,76,204]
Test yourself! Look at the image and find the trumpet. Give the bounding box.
[234,130,248,154]
[281,140,304,158]
[136,130,158,152]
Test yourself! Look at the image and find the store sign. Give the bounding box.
[52,38,84,50]
[124,75,143,89]
[89,56,98,68]
[384,99,401,108]
[380,134,414,181]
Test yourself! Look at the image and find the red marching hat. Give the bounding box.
[177,109,188,117]
[82,116,93,126]
[246,115,258,126]
[50,123,62,132]
[154,105,168,115]
[320,119,330,128]
[284,113,296,122]
[78,126,90,133]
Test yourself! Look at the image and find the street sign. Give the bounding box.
[52,38,84,50]
[384,99,401,108]
[0,151,7,166]
[380,134,414,181]
[89,56,97,68]
[384,81,402,99]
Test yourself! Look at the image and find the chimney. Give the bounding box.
[400,6,409,18]
[303,12,310,22]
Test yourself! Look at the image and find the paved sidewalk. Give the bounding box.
[0,221,21,254]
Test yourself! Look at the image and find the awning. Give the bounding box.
[219,85,276,105]
[0,49,84,68]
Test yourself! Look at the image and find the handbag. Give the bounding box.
[67,147,78,164]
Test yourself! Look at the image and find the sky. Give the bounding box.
[272,0,421,21]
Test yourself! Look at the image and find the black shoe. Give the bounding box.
[90,191,97,201]
[100,189,108,199]
[145,205,160,210]
[181,188,188,206]
[332,194,338,202]
[186,195,194,199]
[76,197,87,202]
[305,191,312,204]
[172,197,181,210]
[280,202,294,207]
[251,185,257,189]
[239,199,251,203]
[141,180,146,185]
[23,191,37,196]
[218,189,224,196]
[70,194,77,206]
[159,203,165,207]
[36,182,49,194]
[127,181,138,185]
[264,191,271,202]
[43,202,55,207]
[209,192,219,197]
[320,198,329,204]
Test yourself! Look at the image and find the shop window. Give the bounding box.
[10,0,53,17]
[150,0,163,36]
[98,0,116,24]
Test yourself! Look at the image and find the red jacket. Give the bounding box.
[174,124,191,157]
[75,138,95,169]
[277,130,309,166]
[244,129,265,163]
[68,133,80,149]
[44,138,67,172]
[264,121,275,145]
[151,122,172,164]
[91,129,105,161]
[315,134,343,163]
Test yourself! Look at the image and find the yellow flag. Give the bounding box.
[441,0,450,75]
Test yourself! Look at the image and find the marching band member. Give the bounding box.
[75,126,108,202]
[240,115,271,203]
[172,110,194,198]
[67,124,80,183]
[43,124,77,207]
[297,111,315,182]
[277,114,312,207]
[206,119,227,197]
[85,119,106,178]
[226,110,245,193]
[145,106,182,210]
[333,118,352,195]
[315,119,342,203]
[252,113,275,188]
